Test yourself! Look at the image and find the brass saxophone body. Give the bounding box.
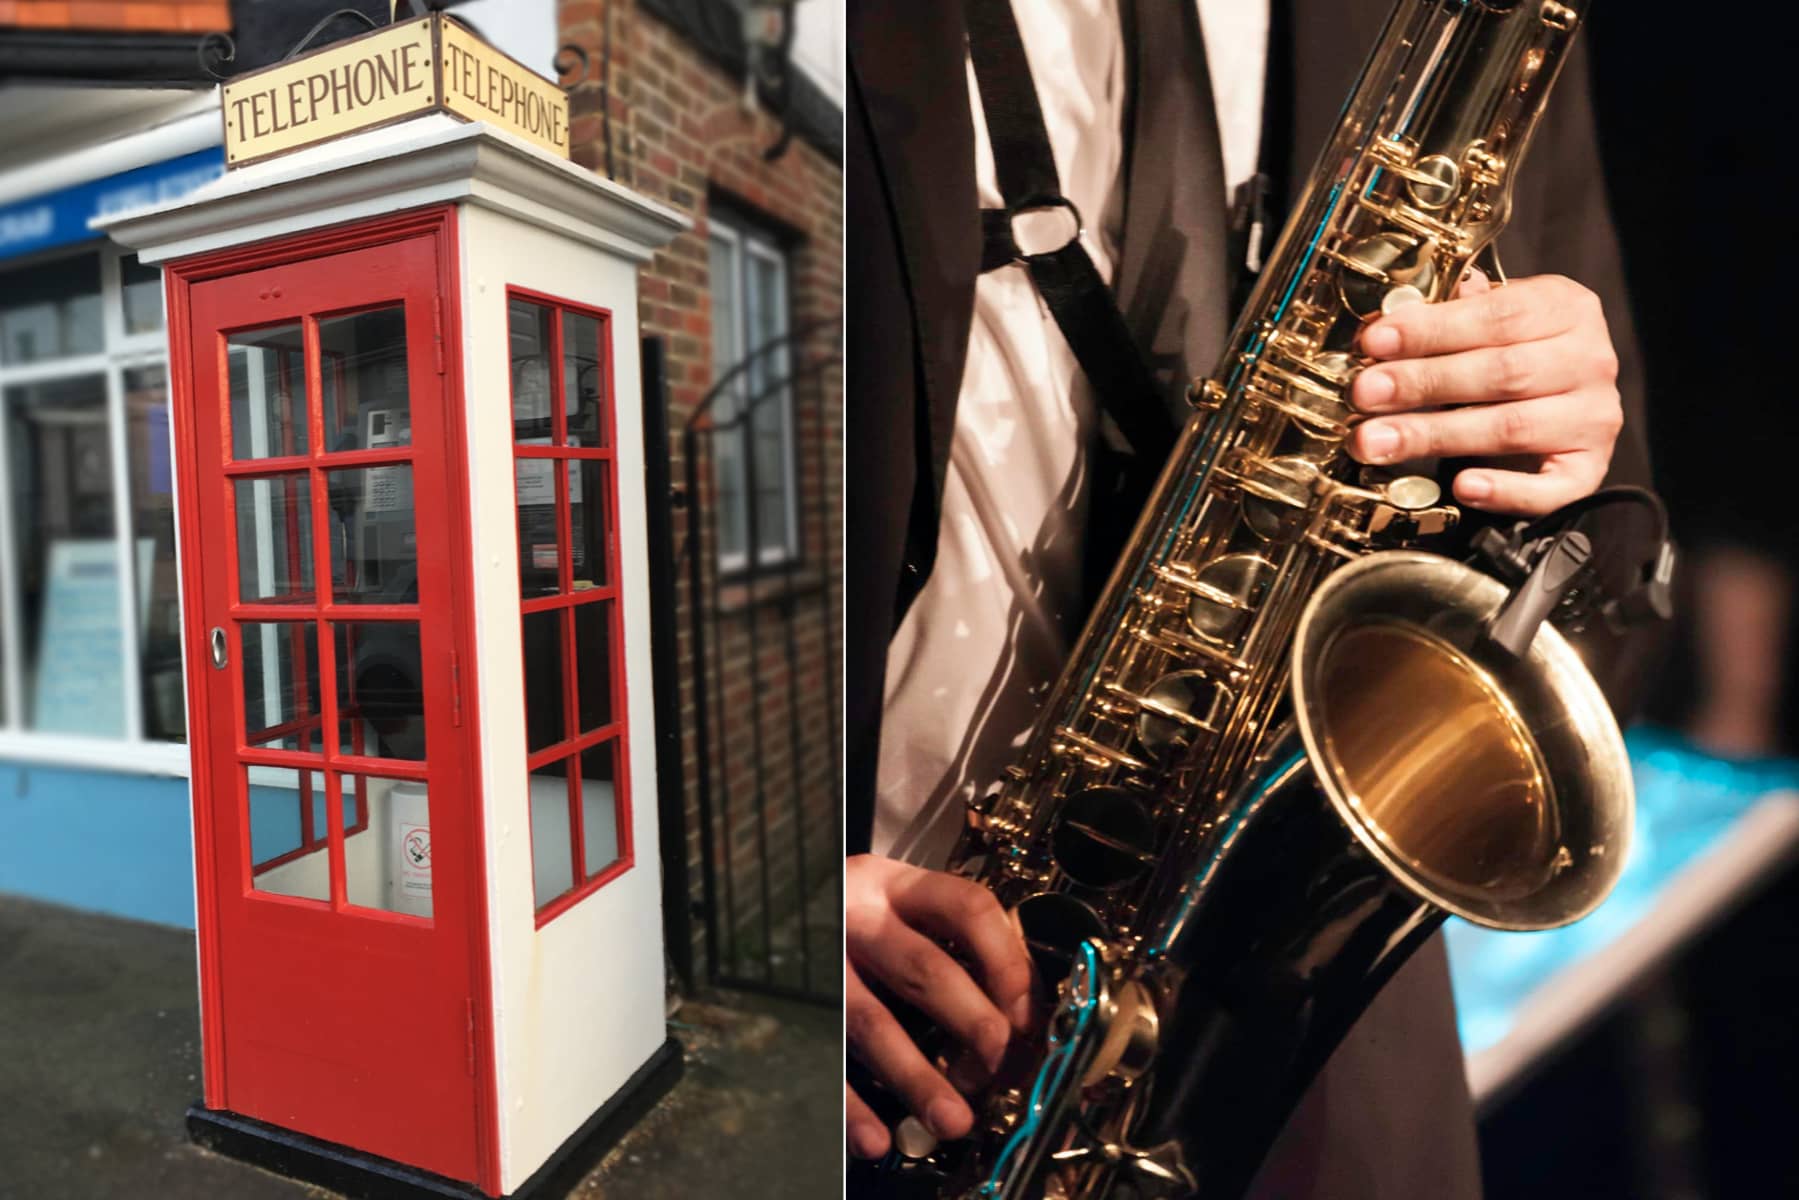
[882,2,1635,1197]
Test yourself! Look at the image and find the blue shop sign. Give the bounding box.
[0,145,225,262]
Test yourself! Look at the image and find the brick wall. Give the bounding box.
[558,0,842,994]
[0,0,231,32]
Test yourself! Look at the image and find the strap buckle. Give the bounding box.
[984,194,1085,269]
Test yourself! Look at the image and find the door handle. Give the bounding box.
[210,627,228,671]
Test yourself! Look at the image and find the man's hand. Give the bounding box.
[846,854,1035,1160]
[1348,271,1623,516]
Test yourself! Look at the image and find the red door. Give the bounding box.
[180,227,485,1184]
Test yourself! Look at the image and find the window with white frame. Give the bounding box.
[707,210,800,571]
[0,244,184,753]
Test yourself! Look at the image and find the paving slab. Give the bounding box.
[0,895,840,1199]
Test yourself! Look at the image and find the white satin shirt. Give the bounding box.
[874,0,1270,863]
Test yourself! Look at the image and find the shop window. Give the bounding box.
[507,291,632,921]
[0,253,102,365]
[0,247,184,754]
[707,211,800,571]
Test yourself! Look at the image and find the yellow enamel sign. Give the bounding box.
[439,19,571,159]
[222,15,570,169]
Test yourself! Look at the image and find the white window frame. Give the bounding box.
[0,240,190,776]
[707,213,801,574]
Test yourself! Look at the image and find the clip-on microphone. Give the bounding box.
[1469,485,1676,660]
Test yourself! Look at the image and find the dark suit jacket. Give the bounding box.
[848,2,1654,1195]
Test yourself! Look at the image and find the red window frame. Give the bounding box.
[225,302,427,895]
[507,286,633,925]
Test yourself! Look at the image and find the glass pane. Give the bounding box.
[714,434,747,566]
[248,766,330,902]
[234,474,314,603]
[753,399,794,558]
[708,233,749,565]
[529,756,574,907]
[336,621,426,760]
[750,250,784,351]
[4,374,124,736]
[573,600,613,733]
[344,774,433,918]
[228,325,308,460]
[708,234,739,398]
[522,609,566,752]
[562,311,605,447]
[241,621,320,750]
[570,459,609,591]
[126,365,185,741]
[515,456,562,598]
[0,253,102,365]
[579,739,622,879]
[509,299,554,442]
[326,465,417,603]
[121,255,163,336]
[320,307,411,453]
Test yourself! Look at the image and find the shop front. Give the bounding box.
[0,91,224,923]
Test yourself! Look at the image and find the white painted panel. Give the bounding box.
[457,203,664,1190]
[255,848,329,900]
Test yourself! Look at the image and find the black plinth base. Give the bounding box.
[188,1036,684,1200]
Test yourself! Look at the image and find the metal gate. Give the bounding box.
[644,322,842,1005]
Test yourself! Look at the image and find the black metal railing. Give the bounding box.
[645,323,842,1006]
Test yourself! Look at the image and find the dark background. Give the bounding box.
[1480,11,1799,1199]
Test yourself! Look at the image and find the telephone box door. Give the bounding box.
[182,229,484,1183]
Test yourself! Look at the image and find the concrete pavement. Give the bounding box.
[0,895,838,1199]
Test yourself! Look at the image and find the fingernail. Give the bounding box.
[1009,993,1034,1032]
[1360,422,1399,462]
[928,1096,970,1141]
[849,1123,887,1159]
[1459,472,1492,501]
[948,1053,987,1094]
[1363,324,1401,357]
[1355,369,1396,411]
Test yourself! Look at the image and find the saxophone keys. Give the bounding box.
[1078,978,1160,1088]
[1405,154,1461,210]
[1185,553,1275,641]
[1465,145,1506,187]
[1366,475,1460,540]
[1236,455,1319,541]
[1051,786,1158,889]
[1014,893,1108,991]
[1370,133,1419,166]
[892,1116,939,1160]
[1188,377,1228,410]
[1539,1,1578,31]
[1335,231,1441,318]
[1385,475,1442,510]
[1381,284,1426,315]
[1137,671,1229,760]
[1051,726,1151,773]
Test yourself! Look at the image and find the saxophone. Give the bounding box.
[870,1,1635,1196]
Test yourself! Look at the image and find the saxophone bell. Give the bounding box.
[1129,550,1632,1198]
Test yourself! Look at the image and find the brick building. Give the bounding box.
[0,0,843,1001]
[556,0,843,998]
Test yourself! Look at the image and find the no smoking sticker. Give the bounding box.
[400,823,432,895]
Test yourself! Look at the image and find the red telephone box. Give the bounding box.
[99,19,687,1197]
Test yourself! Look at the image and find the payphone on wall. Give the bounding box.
[100,15,687,1198]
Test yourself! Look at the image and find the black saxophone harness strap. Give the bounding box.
[963,0,1177,472]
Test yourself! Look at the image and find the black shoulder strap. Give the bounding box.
[963,0,1178,470]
